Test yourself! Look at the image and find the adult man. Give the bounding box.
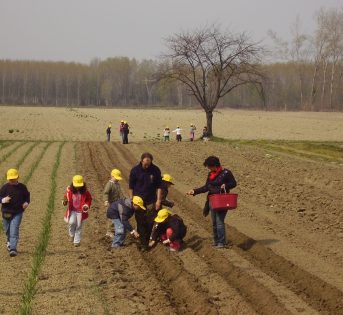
[129,152,162,250]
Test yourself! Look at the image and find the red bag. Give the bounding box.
[209,188,238,211]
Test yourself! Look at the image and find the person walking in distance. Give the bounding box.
[123,121,130,144]
[106,124,112,142]
[172,126,182,142]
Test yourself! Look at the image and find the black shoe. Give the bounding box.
[9,250,18,257]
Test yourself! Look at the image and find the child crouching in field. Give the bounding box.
[103,169,124,238]
[0,168,30,257]
[106,197,142,248]
[63,175,92,247]
[149,209,187,252]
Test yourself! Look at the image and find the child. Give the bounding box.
[103,169,124,238]
[163,127,170,141]
[201,126,210,141]
[119,120,125,143]
[0,168,30,257]
[106,124,112,142]
[106,197,142,248]
[123,121,130,144]
[172,126,182,142]
[161,174,175,208]
[63,175,92,247]
[149,209,187,252]
[189,124,196,141]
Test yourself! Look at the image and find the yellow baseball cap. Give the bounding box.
[72,175,84,187]
[155,209,172,223]
[111,169,123,181]
[162,174,174,185]
[132,196,146,210]
[7,168,19,180]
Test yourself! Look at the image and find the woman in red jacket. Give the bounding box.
[63,175,92,247]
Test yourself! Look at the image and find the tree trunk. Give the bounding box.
[310,62,319,110]
[329,62,336,110]
[206,110,213,136]
[320,60,328,110]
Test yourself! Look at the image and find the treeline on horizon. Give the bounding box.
[1,8,343,112]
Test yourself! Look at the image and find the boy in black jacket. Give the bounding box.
[0,169,30,257]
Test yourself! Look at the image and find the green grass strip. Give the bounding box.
[0,142,40,187]
[0,142,51,234]
[22,142,52,185]
[0,141,27,164]
[19,142,65,315]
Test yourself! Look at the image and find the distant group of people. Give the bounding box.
[106,120,212,144]
[1,151,236,256]
[106,120,130,144]
[163,124,210,142]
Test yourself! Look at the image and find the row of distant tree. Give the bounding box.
[0,7,342,112]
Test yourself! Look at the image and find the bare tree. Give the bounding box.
[160,25,265,136]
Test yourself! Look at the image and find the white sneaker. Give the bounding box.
[106,232,114,239]
[169,247,177,252]
[6,242,10,252]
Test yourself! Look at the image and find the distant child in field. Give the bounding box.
[161,174,175,208]
[172,126,182,142]
[103,169,124,238]
[123,121,130,144]
[63,175,92,247]
[0,168,30,257]
[106,197,141,248]
[201,126,210,141]
[163,127,170,141]
[190,124,197,141]
[106,124,112,142]
[119,120,125,142]
[149,209,187,252]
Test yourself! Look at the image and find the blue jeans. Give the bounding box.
[210,208,228,245]
[2,212,23,251]
[112,219,126,247]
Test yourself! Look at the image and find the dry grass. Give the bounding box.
[0,106,342,142]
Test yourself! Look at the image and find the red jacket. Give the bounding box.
[63,186,92,223]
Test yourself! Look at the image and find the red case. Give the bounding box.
[209,193,238,211]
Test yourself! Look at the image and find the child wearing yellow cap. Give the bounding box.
[103,169,124,238]
[0,169,30,257]
[149,209,187,252]
[161,174,175,208]
[63,175,92,247]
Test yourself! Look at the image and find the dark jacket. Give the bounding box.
[107,198,134,232]
[161,181,174,208]
[0,182,30,215]
[150,214,187,242]
[194,168,237,196]
[123,124,129,135]
[106,127,111,134]
[129,163,162,205]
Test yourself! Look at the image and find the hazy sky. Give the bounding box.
[0,0,342,63]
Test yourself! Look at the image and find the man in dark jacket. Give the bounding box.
[106,197,141,248]
[187,156,236,248]
[129,152,163,250]
[0,169,30,257]
[148,209,187,251]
